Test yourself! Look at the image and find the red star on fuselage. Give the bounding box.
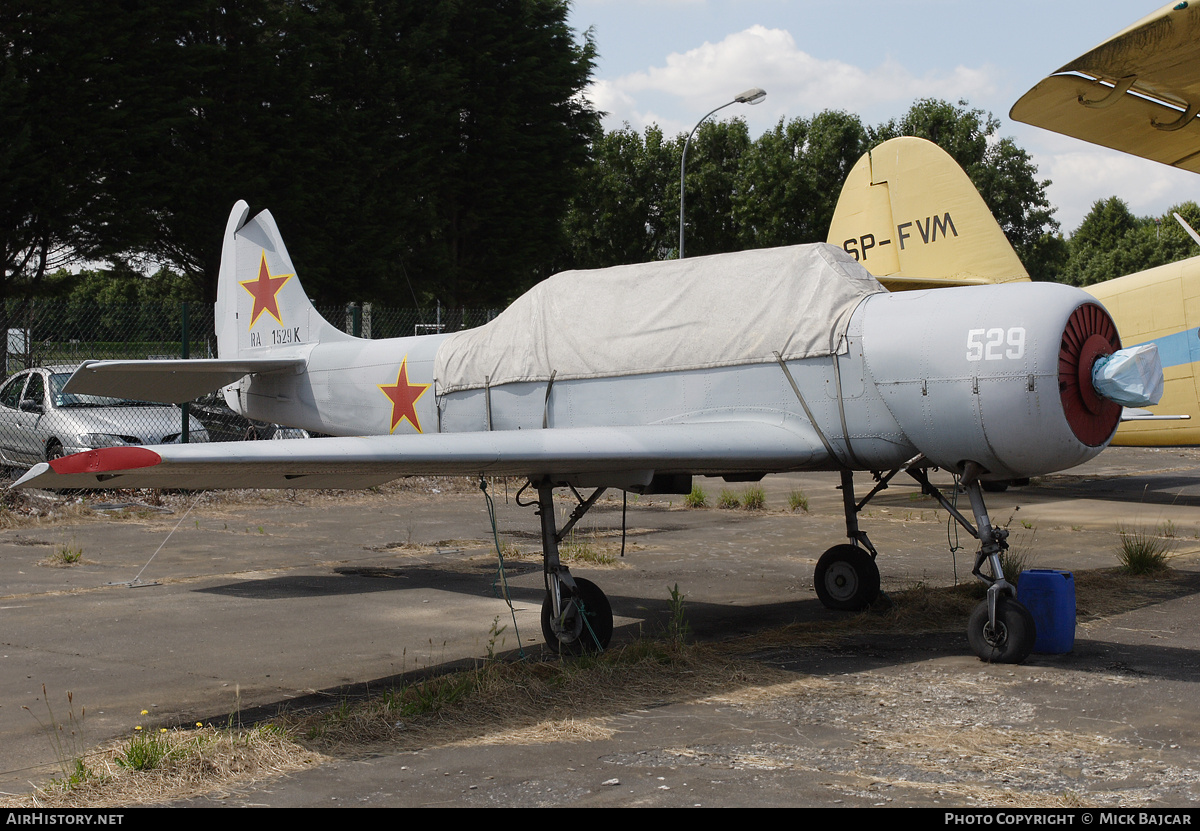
[240,252,294,328]
[378,357,430,433]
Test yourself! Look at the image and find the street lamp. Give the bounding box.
[678,87,766,259]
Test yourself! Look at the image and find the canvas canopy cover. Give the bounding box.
[434,242,884,394]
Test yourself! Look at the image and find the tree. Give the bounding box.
[735,111,868,250]
[2,0,599,309]
[1061,198,1200,286]
[679,118,752,258]
[562,124,681,268]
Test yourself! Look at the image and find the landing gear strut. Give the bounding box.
[827,459,1037,664]
[530,480,614,654]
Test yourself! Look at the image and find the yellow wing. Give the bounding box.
[1010,2,1200,171]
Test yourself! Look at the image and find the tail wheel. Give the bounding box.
[814,544,880,611]
[967,597,1036,664]
[541,577,613,655]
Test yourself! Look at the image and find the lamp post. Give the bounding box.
[678,87,766,259]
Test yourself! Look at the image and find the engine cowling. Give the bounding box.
[858,283,1131,480]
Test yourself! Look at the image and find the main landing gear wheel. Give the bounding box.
[814,544,880,611]
[967,597,1036,664]
[541,577,613,655]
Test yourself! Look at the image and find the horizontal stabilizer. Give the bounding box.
[875,274,997,291]
[12,421,827,491]
[64,358,307,404]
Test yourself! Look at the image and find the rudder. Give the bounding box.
[215,201,350,358]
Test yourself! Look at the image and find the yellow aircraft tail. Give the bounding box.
[827,136,1030,290]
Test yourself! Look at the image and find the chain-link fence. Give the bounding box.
[0,300,497,466]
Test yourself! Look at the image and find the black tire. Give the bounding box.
[982,480,1009,493]
[814,544,880,611]
[967,597,1036,664]
[46,440,64,462]
[541,577,613,655]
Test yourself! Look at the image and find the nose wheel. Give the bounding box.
[967,596,1036,664]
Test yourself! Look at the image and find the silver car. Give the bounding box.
[0,366,209,467]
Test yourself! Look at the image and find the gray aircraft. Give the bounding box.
[15,201,1161,663]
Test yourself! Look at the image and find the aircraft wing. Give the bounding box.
[11,421,827,491]
[1009,2,1200,172]
[64,358,307,404]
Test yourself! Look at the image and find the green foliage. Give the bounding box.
[717,489,740,509]
[1118,526,1175,574]
[52,539,83,565]
[788,489,809,513]
[563,124,683,266]
[742,485,766,510]
[666,583,690,650]
[1061,199,1200,287]
[736,110,868,249]
[118,729,175,771]
[684,485,708,508]
[3,0,600,308]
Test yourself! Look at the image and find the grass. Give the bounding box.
[684,485,707,508]
[1117,525,1175,575]
[559,529,617,565]
[787,489,809,512]
[742,485,766,510]
[22,686,90,789]
[118,727,176,771]
[717,489,740,509]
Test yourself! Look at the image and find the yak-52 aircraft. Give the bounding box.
[15,201,1161,663]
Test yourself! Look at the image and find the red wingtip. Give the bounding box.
[48,447,163,475]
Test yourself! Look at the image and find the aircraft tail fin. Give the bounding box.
[216,201,352,358]
[826,137,1030,290]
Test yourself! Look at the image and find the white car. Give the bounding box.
[0,366,209,467]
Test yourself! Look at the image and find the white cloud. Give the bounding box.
[587,25,998,135]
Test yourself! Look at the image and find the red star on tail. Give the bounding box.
[240,252,294,327]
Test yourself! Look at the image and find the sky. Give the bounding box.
[566,0,1199,234]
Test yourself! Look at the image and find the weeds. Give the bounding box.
[666,583,690,650]
[49,538,83,565]
[559,530,616,565]
[485,616,507,660]
[787,489,809,513]
[1118,525,1174,574]
[117,727,175,771]
[1000,545,1034,586]
[742,485,766,510]
[717,489,740,509]
[684,485,707,509]
[23,686,90,788]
